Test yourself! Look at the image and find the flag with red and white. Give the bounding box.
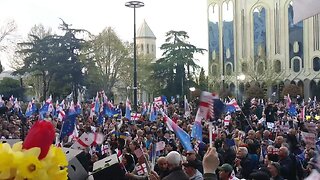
[71,132,104,150]
[226,99,241,112]
[131,113,141,121]
[154,96,163,106]
[155,141,166,152]
[101,143,111,156]
[286,94,292,109]
[224,115,231,126]
[300,106,306,121]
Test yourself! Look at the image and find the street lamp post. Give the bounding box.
[236,74,246,103]
[125,1,144,112]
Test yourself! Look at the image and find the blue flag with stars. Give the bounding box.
[59,104,78,140]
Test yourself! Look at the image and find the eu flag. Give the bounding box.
[59,107,77,140]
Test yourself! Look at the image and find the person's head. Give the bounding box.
[151,126,157,133]
[288,128,296,136]
[218,163,233,180]
[137,129,144,137]
[267,162,281,177]
[247,130,256,140]
[157,157,168,171]
[186,150,197,161]
[255,131,262,139]
[237,147,248,159]
[263,130,270,139]
[305,149,315,160]
[266,145,276,154]
[182,161,197,177]
[129,140,139,152]
[275,136,284,145]
[122,153,135,166]
[146,131,152,139]
[278,146,289,159]
[220,131,227,140]
[166,151,182,170]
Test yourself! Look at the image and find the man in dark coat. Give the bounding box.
[162,151,189,180]
[278,146,297,180]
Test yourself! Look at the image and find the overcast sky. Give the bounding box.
[0,0,208,72]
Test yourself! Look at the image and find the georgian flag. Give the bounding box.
[71,132,104,150]
[131,113,141,121]
[224,115,231,126]
[46,95,54,113]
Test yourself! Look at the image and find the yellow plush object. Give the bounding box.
[0,142,68,180]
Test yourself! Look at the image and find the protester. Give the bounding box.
[162,151,189,180]
[217,163,236,180]
[182,161,203,180]
[1,93,320,180]
[267,162,284,180]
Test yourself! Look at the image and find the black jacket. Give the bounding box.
[279,156,296,180]
[162,167,189,180]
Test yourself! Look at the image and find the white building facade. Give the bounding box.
[208,0,320,99]
[136,20,156,103]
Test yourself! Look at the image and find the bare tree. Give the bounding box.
[0,20,17,51]
[242,57,281,87]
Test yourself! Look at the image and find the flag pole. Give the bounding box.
[58,118,66,147]
[151,141,156,170]
[240,111,253,130]
[209,122,213,148]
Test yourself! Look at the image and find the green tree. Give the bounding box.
[54,20,88,102]
[15,34,60,101]
[15,24,52,100]
[15,20,88,101]
[0,77,24,98]
[152,30,205,97]
[198,67,208,91]
[246,85,264,99]
[282,84,301,98]
[84,27,129,98]
[0,60,3,73]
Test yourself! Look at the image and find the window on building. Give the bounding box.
[253,7,267,60]
[147,44,149,54]
[293,58,300,72]
[288,3,304,68]
[274,60,281,73]
[211,64,218,76]
[141,44,144,51]
[257,61,264,73]
[151,45,154,52]
[241,62,248,73]
[313,57,320,71]
[226,63,232,75]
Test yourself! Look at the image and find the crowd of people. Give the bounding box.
[0,96,320,180]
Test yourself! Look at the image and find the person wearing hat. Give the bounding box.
[267,162,284,180]
[183,160,203,180]
[218,163,238,180]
